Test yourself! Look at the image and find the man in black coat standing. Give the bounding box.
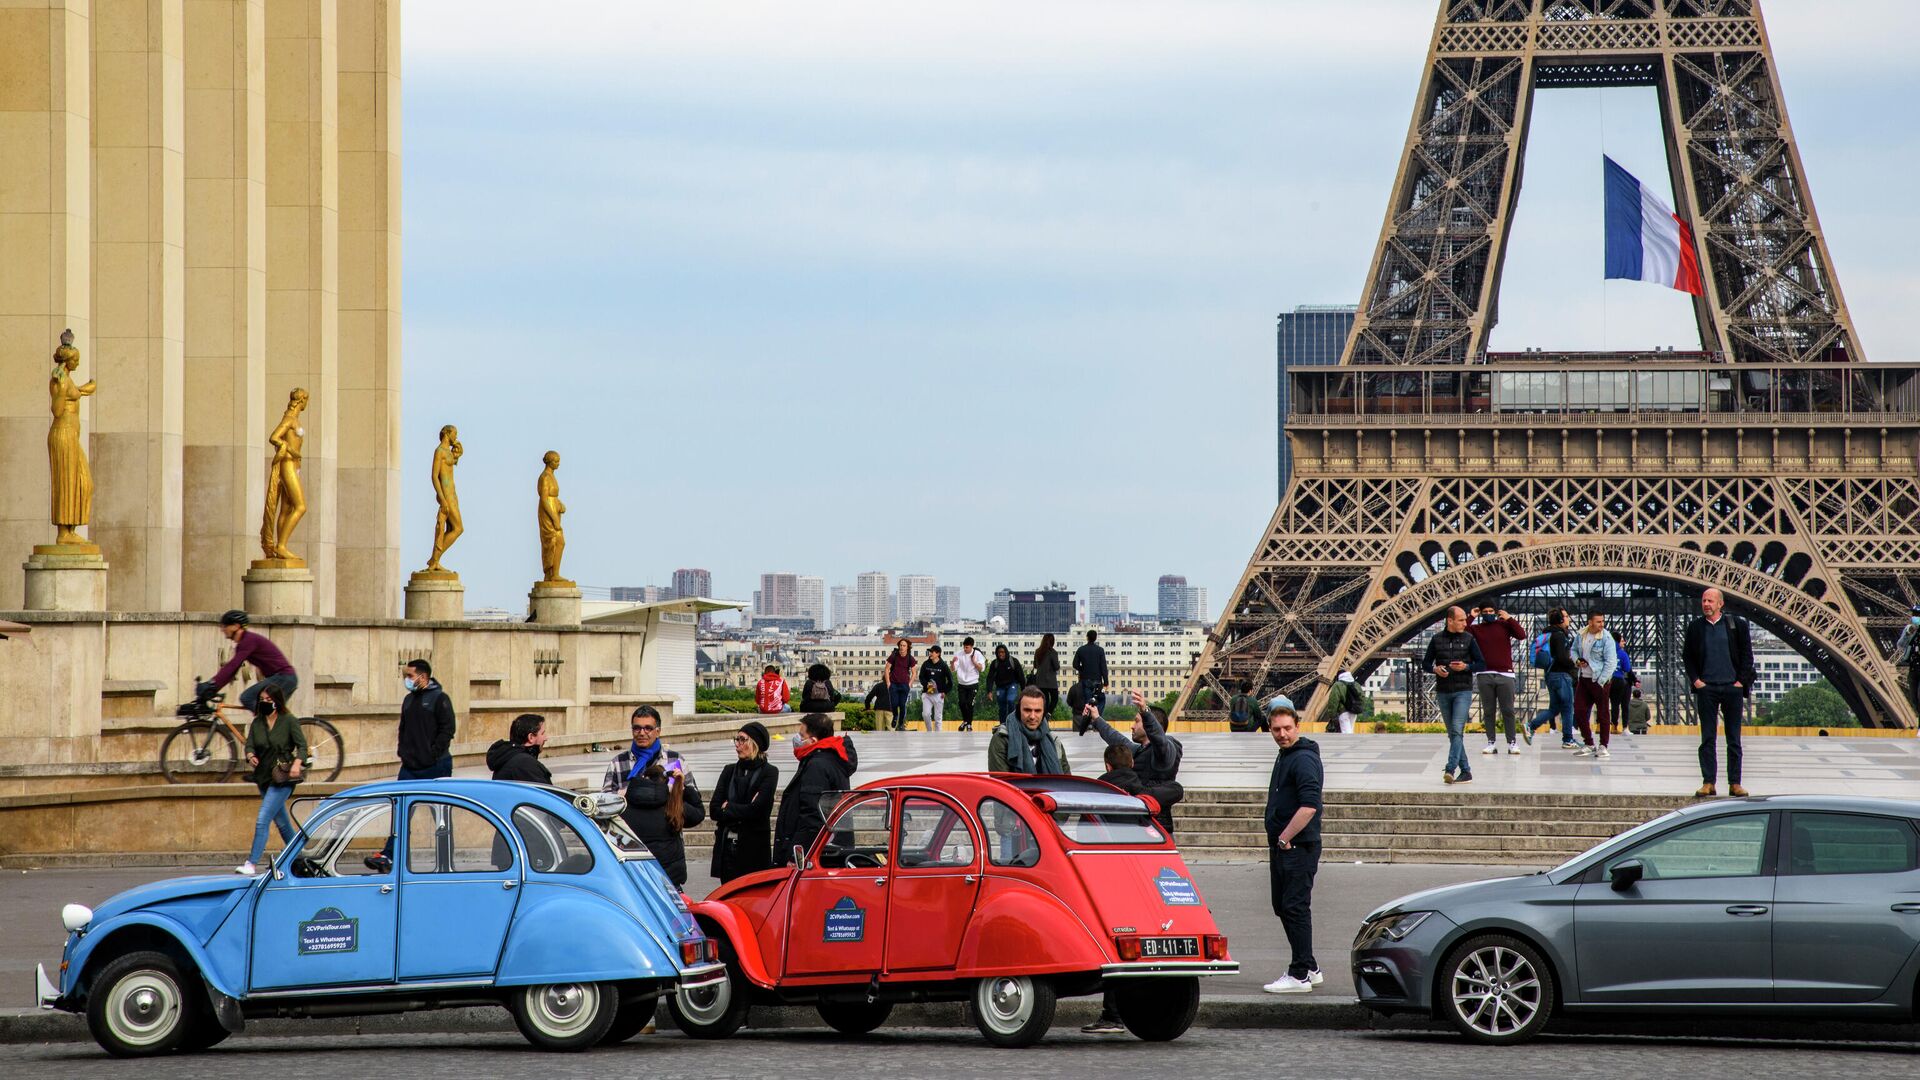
[773,712,858,866]
[487,713,552,784]
[1682,588,1757,797]
[1262,702,1323,995]
[397,658,458,779]
[1072,629,1109,715]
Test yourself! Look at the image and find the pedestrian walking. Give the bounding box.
[1030,634,1061,719]
[1071,629,1109,715]
[710,721,778,882]
[1076,689,1182,831]
[486,713,552,783]
[1574,611,1619,759]
[798,662,840,714]
[885,640,916,731]
[200,609,298,719]
[1609,640,1634,733]
[1262,702,1323,994]
[1423,606,1487,785]
[396,658,458,780]
[236,682,308,875]
[988,687,1071,774]
[1683,588,1756,797]
[918,645,954,732]
[1466,606,1526,755]
[861,679,893,731]
[951,637,987,731]
[754,664,790,714]
[1526,610,1579,747]
[773,712,859,865]
[1895,605,1920,721]
[1327,673,1363,734]
[987,644,1024,727]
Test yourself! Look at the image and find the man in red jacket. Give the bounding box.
[755,664,791,714]
[1466,605,1527,755]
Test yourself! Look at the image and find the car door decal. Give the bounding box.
[298,907,358,955]
[824,897,866,942]
[1155,868,1200,906]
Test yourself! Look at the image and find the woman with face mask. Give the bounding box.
[236,684,309,875]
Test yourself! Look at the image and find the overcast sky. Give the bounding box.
[399,0,1920,617]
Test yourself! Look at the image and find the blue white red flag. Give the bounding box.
[1604,156,1703,296]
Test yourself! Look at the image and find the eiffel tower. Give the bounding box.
[1177,0,1920,728]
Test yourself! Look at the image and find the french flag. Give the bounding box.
[1604,156,1703,297]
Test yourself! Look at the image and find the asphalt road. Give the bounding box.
[6,1029,1918,1079]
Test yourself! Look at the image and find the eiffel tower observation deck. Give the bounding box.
[1178,0,1920,729]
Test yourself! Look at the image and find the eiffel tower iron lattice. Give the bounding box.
[1177,0,1920,729]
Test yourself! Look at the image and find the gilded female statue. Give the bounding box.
[425,425,464,572]
[537,450,567,583]
[259,389,310,563]
[47,329,97,547]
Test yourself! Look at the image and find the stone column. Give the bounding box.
[334,0,400,619]
[90,0,188,613]
[181,0,267,614]
[404,570,463,621]
[264,0,338,613]
[0,2,91,607]
[529,582,582,626]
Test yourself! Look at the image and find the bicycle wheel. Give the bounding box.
[301,718,344,782]
[160,720,239,783]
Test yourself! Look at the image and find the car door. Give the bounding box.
[784,791,892,979]
[1573,810,1776,1004]
[1773,811,1920,1003]
[886,794,983,972]
[250,798,398,991]
[397,798,523,981]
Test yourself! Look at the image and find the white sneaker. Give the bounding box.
[1507,741,1521,755]
[1263,975,1313,994]
[1480,743,1497,755]
[1307,969,1325,986]
[234,861,257,875]
[1597,746,1611,759]
[1576,745,1595,756]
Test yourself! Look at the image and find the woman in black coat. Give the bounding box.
[709,721,778,882]
[620,757,706,887]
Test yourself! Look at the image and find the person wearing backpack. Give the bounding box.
[1078,689,1183,833]
[754,664,790,714]
[917,645,955,732]
[799,662,840,714]
[1330,672,1362,734]
[1526,609,1579,748]
[1229,680,1258,733]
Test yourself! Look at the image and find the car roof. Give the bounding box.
[1684,794,1920,816]
[325,777,584,817]
[856,772,1130,799]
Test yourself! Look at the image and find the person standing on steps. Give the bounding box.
[1262,703,1323,995]
[1467,606,1526,756]
[917,645,954,732]
[1683,588,1756,798]
[1030,633,1061,719]
[1574,611,1619,760]
[951,637,987,732]
[1526,609,1579,748]
[1423,606,1486,785]
[884,639,916,732]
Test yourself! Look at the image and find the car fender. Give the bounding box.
[1432,916,1574,1005]
[955,880,1108,975]
[495,883,678,987]
[691,900,777,988]
[68,911,245,1003]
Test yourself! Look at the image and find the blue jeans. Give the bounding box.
[1436,690,1473,774]
[888,685,911,730]
[249,784,296,865]
[1528,671,1576,743]
[994,686,1020,724]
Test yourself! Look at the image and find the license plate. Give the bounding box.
[1139,936,1199,958]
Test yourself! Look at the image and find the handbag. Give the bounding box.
[270,758,293,784]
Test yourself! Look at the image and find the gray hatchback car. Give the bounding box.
[1352,795,1920,1043]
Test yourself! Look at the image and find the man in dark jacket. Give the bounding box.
[397,658,458,779]
[1071,629,1109,715]
[1078,690,1183,830]
[1263,703,1323,995]
[1465,606,1526,754]
[1682,588,1757,797]
[1422,607,1487,785]
[1083,742,1184,1035]
[487,713,552,784]
[773,712,858,866]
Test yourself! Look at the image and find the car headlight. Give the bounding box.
[1372,911,1433,942]
[61,904,93,933]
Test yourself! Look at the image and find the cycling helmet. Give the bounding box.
[219,608,250,627]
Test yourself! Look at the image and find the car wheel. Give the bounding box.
[1438,935,1555,1045]
[816,999,893,1036]
[509,981,616,1051]
[666,942,748,1040]
[966,975,1056,1048]
[85,951,195,1057]
[598,992,660,1045]
[1112,977,1199,1042]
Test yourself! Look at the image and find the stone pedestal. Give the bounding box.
[244,563,315,617]
[528,580,582,625]
[405,570,466,621]
[23,545,109,611]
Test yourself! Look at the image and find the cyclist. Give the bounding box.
[199,609,298,720]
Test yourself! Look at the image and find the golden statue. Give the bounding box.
[259,388,310,565]
[46,329,97,549]
[537,450,568,583]
[425,425,464,572]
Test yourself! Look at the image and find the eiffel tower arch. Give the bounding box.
[1179,0,1920,728]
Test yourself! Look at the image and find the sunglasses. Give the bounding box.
[632,724,657,733]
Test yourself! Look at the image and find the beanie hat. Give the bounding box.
[739,721,771,754]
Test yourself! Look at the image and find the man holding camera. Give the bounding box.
[1466,605,1526,756]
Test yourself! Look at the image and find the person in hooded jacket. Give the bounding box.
[396,658,458,779]
[620,754,706,887]
[1263,703,1324,995]
[1075,689,1182,830]
[773,712,859,866]
[487,713,552,783]
[987,644,1024,726]
[798,662,840,714]
[710,721,778,882]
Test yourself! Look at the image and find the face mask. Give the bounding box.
[402,676,416,692]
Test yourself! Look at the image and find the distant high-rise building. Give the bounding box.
[1192,587,1209,624]
[758,572,800,619]
[897,574,937,622]
[1087,584,1130,626]
[1277,304,1358,496]
[1157,574,1208,623]
[935,585,963,622]
[830,585,853,629]
[987,589,1013,624]
[855,571,890,627]
[796,575,826,630]
[673,567,714,627]
[1009,585,1075,634]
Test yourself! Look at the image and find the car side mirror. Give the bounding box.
[791,844,807,872]
[1609,858,1645,893]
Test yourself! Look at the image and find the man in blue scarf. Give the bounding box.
[602,705,682,796]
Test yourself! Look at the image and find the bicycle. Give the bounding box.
[161,684,343,784]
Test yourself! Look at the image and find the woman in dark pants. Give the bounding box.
[710,721,778,883]
[1031,634,1060,718]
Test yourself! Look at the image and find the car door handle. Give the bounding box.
[873,878,886,887]
[1893,903,1920,914]
[1725,905,1768,917]
[502,880,518,890]
[378,884,393,895]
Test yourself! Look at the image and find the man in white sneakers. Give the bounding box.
[1262,703,1324,994]
[951,636,987,732]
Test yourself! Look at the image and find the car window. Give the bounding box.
[897,797,975,868]
[1607,813,1769,880]
[980,798,1040,868]
[1052,810,1166,846]
[816,792,891,868]
[407,801,512,874]
[288,800,393,878]
[512,805,596,875]
[1789,813,1919,876]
